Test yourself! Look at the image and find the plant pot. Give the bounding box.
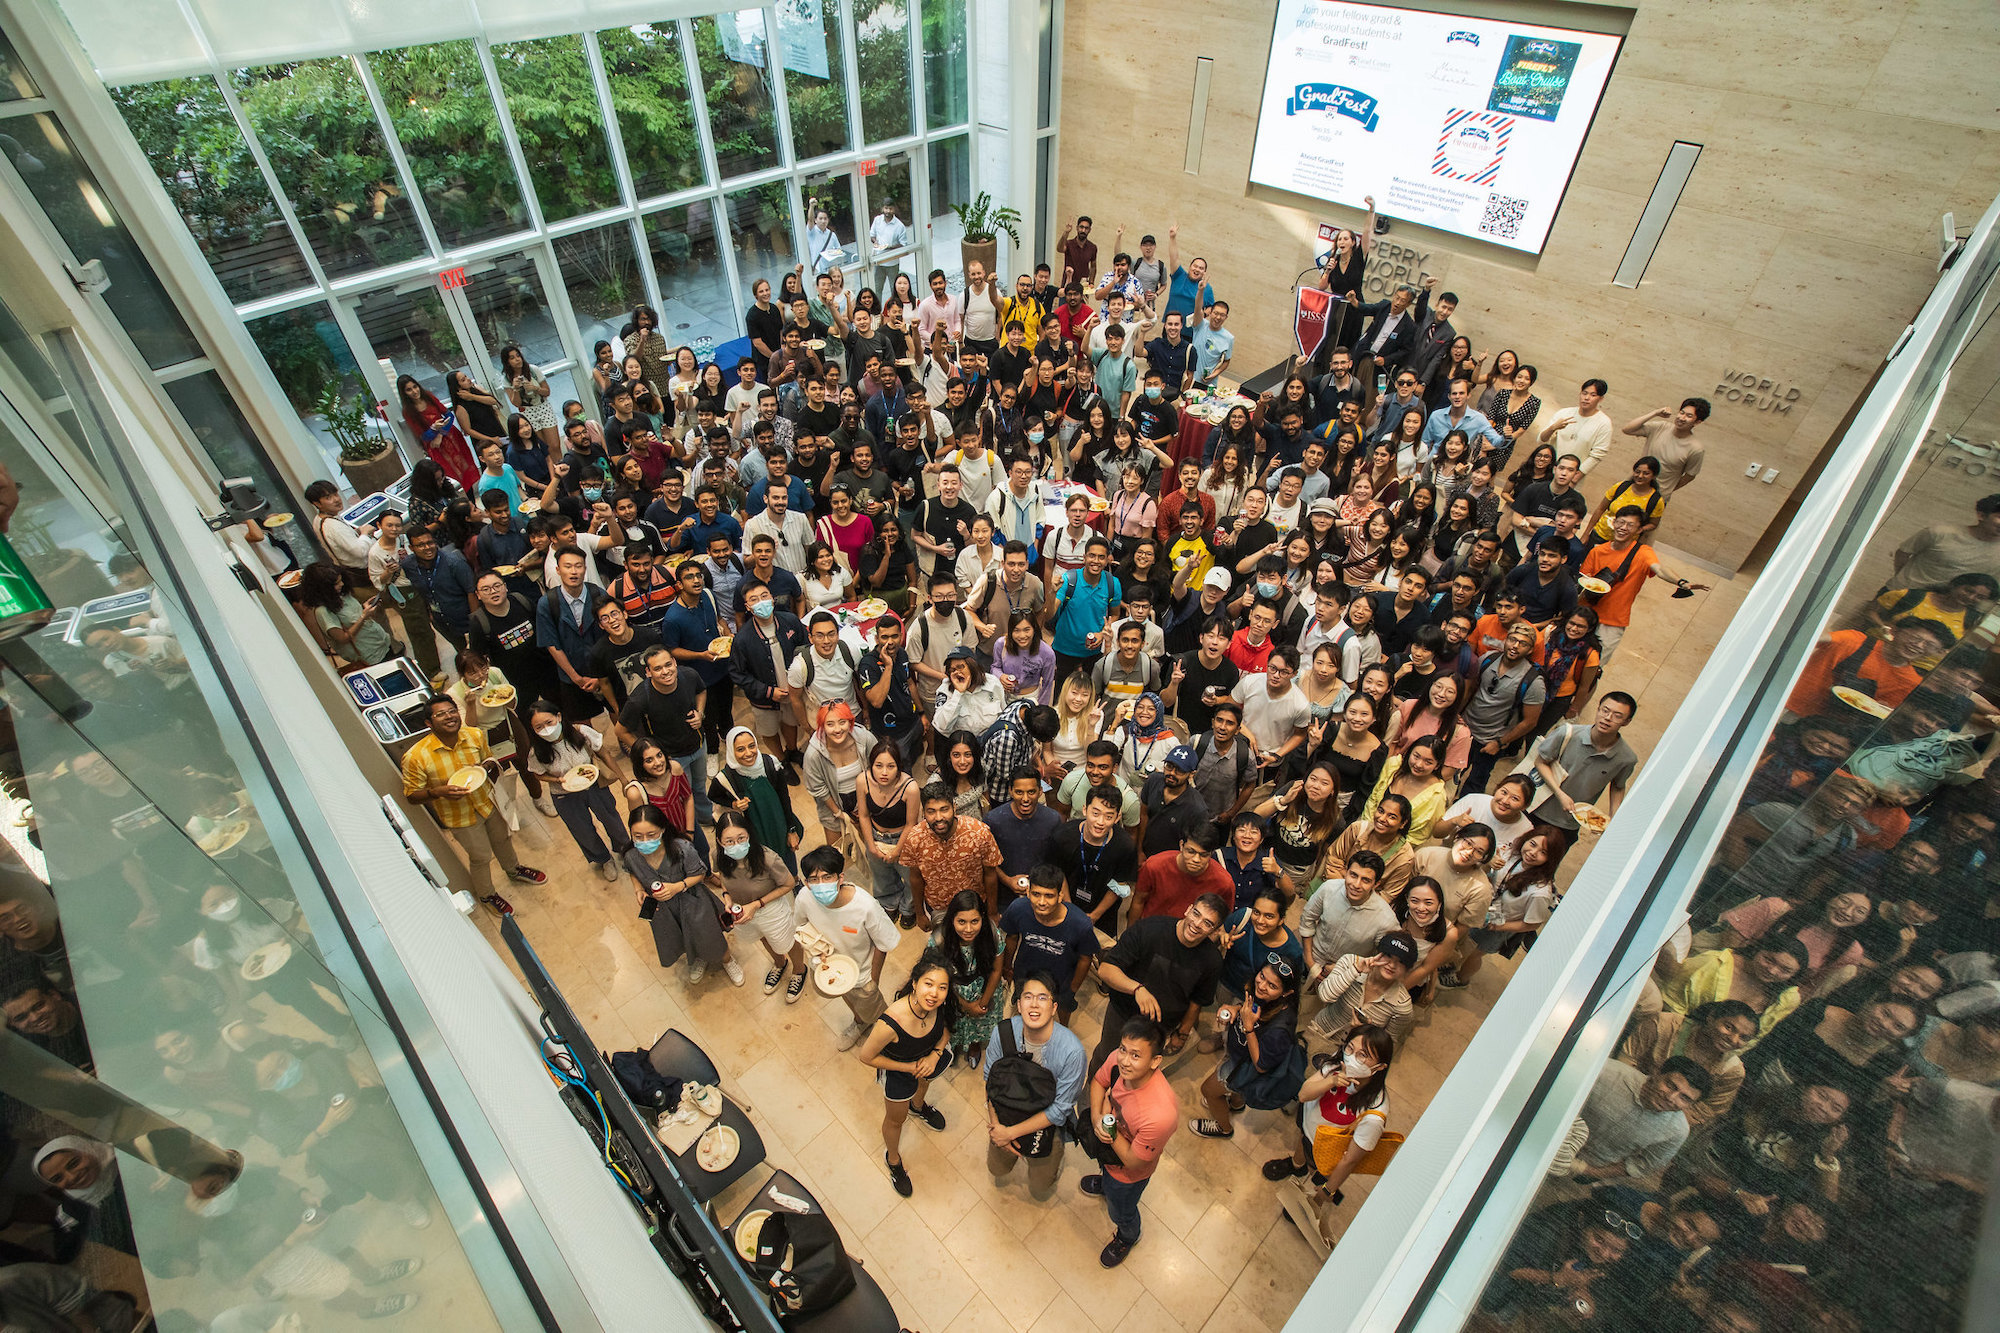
[339,444,406,498]
[960,237,998,282]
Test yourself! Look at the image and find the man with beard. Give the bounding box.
[1135,746,1213,859]
[1091,891,1225,1070]
[900,782,1003,927]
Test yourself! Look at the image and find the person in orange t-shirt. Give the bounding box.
[1578,506,1710,666]
[1784,619,1956,720]
[1470,590,1542,663]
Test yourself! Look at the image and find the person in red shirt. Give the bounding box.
[1131,827,1236,921]
[1054,283,1096,346]
[1084,1017,1180,1267]
[1227,600,1281,673]
[1155,458,1216,540]
[1784,619,1955,720]
[1578,506,1711,665]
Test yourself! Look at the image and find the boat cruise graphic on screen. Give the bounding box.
[1488,35,1581,121]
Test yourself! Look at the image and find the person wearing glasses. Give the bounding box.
[1368,368,1429,443]
[1209,889,1304,1042]
[1189,957,1302,1139]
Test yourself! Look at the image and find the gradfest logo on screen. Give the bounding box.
[1285,83,1381,130]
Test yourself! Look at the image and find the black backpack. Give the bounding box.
[986,1019,1060,1157]
[746,1208,856,1316]
[1193,731,1252,792]
[800,640,858,688]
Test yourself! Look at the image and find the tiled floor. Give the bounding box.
[465,552,1750,1333]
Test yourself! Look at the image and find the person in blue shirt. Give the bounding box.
[1047,537,1122,682]
[659,557,736,751]
[981,969,1088,1197]
[1162,224,1216,323]
[674,485,744,555]
[1144,312,1194,397]
[1421,378,1508,455]
[742,453,814,519]
[643,469,697,536]
[471,440,527,522]
[401,526,477,650]
[534,546,610,722]
[504,415,553,488]
[1000,870,1102,1024]
[1188,302,1234,389]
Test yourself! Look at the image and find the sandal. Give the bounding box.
[1188,1117,1234,1139]
[1262,1155,1310,1180]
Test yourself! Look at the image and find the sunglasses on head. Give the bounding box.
[1263,952,1294,979]
[1601,1210,1644,1242]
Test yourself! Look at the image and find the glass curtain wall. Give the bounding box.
[106,7,982,473]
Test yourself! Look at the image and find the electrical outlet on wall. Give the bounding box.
[1760,467,1779,484]
[1744,462,1761,476]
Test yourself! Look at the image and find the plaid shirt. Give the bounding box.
[401,728,496,829]
[980,701,1039,807]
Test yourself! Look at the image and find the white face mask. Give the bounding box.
[1342,1053,1373,1081]
[203,896,242,923]
[534,723,562,740]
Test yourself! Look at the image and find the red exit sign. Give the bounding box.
[438,267,468,290]
[859,159,878,177]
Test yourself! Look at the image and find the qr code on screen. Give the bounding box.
[1479,194,1530,240]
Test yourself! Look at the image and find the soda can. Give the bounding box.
[0,534,53,641]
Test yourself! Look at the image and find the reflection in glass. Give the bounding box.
[921,0,970,129]
[927,134,969,281]
[856,0,915,143]
[230,59,427,279]
[690,12,779,180]
[457,253,567,387]
[365,42,526,250]
[349,284,466,410]
[109,78,315,305]
[644,203,732,359]
[597,23,704,200]
[490,35,620,221]
[0,28,40,100]
[554,224,645,357]
[801,171,855,277]
[861,154,916,291]
[1,113,202,370]
[245,304,371,475]
[164,373,313,520]
[724,187,797,316]
[784,0,852,162]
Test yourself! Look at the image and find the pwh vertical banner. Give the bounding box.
[1294,286,1333,361]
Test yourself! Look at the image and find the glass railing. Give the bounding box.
[1301,194,2000,1331]
[0,296,507,1326]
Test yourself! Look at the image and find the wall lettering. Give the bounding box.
[1361,240,1446,297]
[1714,368,1801,415]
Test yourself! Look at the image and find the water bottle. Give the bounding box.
[1375,370,1387,398]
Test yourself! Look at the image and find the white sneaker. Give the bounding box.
[534,794,557,817]
[598,860,620,882]
[723,959,745,987]
[687,960,707,985]
[400,1199,432,1229]
[838,1024,865,1051]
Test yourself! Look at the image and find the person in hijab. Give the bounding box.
[33,1136,134,1254]
[1107,691,1179,785]
[710,725,805,874]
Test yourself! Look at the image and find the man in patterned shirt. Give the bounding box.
[401,695,546,913]
[976,701,1062,807]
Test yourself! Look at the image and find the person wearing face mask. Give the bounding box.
[626,805,740,987]
[1267,1022,1395,1233]
[708,810,807,1000]
[522,702,631,882]
[252,1045,436,1231]
[794,844,902,1050]
[710,726,804,876]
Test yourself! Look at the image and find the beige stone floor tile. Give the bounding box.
[948,1291,1026,1333]
[1115,1215,1227,1333]
[1185,1200,1267,1289]
[800,1122,906,1236]
[1025,1291,1090,1333]
[865,1201,977,1331]
[943,1199,1065,1331]
[892,1122,988,1238]
[1024,1201,1143,1320]
[732,1051,835,1154]
[1200,1286,1278,1333]
[1229,1208,1321,1330]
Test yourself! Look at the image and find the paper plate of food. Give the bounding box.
[804,338,827,351]
[276,570,303,589]
[241,939,293,982]
[449,765,488,794]
[561,763,600,792]
[518,499,542,515]
[813,952,860,997]
[1577,576,1612,595]
[1087,496,1111,513]
[198,819,253,856]
[733,1209,777,1263]
[1830,685,1893,718]
[491,563,519,576]
[852,597,889,620]
[478,683,517,709]
[1571,803,1611,834]
[708,635,734,657]
[694,1123,740,1173]
[262,511,294,528]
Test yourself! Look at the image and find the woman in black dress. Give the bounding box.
[447,368,507,453]
[856,948,958,1197]
[1314,195,1377,368]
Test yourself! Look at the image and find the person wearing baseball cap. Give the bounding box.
[1307,931,1419,1046]
[1136,744,1214,860]
[1131,820,1234,923]
[1162,562,1237,658]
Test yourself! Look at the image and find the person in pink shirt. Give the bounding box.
[1082,1018,1180,1267]
[916,268,964,345]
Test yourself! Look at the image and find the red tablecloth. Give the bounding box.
[1172,412,1211,466]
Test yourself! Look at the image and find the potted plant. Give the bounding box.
[952,192,1020,281]
[319,385,405,496]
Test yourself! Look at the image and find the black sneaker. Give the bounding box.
[898,910,916,930]
[782,762,801,787]
[1436,967,1468,990]
[1099,1235,1134,1268]
[762,965,785,994]
[480,893,513,917]
[1263,1156,1310,1181]
[885,1153,912,1197]
[909,1102,947,1132]
[785,972,807,1004]
[1078,1174,1104,1197]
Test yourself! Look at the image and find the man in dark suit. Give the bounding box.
[1348,282,1422,380]
[1392,277,1459,389]
[727,578,811,779]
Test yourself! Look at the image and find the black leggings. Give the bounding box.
[698,678,735,750]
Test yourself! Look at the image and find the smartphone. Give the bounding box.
[638,897,660,921]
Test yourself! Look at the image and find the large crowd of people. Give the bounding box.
[227,213,1986,1326]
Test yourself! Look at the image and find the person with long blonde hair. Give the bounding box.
[1049,671,1105,775]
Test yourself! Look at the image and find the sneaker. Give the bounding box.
[687,960,707,985]
[898,910,916,930]
[782,762,801,787]
[785,973,807,1004]
[480,893,513,917]
[838,1023,864,1050]
[909,1102,947,1132]
[1262,1156,1310,1181]
[1099,1235,1134,1268]
[885,1153,912,1197]
[360,1295,420,1320]
[597,860,620,883]
[763,964,786,994]
[723,958,745,987]
[508,865,547,886]
[363,1258,423,1286]
[534,794,557,818]
[1188,1117,1233,1139]
[1435,967,1468,990]
[400,1199,432,1229]
[1078,1174,1104,1197]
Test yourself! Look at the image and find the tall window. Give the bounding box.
[490,35,621,220]
[366,41,526,249]
[598,23,706,201]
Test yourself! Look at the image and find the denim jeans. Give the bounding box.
[864,834,913,915]
[1099,1171,1147,1245]
[674,745,714,825]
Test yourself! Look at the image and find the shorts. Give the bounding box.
[733,896,798,953]
[880,1043,954,1101]
[749,698,797,737]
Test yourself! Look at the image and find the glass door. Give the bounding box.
[860,152,917,294]
[450,251,575,405]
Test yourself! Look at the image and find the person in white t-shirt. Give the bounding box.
[1432,774,1536,848]
[793,844,901,1049]
[724,357,763,438]
[1538,378,1615,476]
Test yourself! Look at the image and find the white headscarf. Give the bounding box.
[33,1136,118,1206]
[723,725,763,778]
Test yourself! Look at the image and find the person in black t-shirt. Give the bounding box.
[792,377,842,438]
[992,321,1033,391]
[1126,370,1180,456]
[914,465,980,580]
[588,599,663,711]
[790,436,836,518]
[1365,569,1435,656]
[1047,789,1140,938]
[1091,894,1225,1070]
[613,645,714,825]
[1163,617,1242,735]
[1138,749,1213,858]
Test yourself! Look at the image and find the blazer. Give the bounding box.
[1350,297,1419,369]
[728,612,809,706]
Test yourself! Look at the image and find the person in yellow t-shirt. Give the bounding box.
[1864,573,1995,670]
